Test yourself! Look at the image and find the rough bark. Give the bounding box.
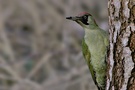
[107,0,135,90]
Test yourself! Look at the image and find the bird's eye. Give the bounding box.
[83,15,88,20]
[81,15,89,25]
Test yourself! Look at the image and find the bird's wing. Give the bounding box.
[82,38,96,84]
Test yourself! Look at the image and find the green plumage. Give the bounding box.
[66,12,109,90]
[82,28,108,90]
[82,39,96,83]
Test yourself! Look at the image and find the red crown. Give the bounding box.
[78,12,91,16]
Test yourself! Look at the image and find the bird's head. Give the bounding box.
[66,12,97,29]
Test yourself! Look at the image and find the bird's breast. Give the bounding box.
[84,30,106,58]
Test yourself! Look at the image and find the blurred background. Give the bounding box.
[0,0,108,90]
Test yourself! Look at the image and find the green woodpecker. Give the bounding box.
[66,12,109,90]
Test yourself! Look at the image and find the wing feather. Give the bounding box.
[82,39,97,84]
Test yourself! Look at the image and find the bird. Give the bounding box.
[66,12,109,90]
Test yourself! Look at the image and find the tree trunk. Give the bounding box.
[107,0,135,90]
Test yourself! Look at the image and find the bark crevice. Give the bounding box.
[107,0,135,90]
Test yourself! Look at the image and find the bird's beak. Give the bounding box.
[66,16,81,21]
